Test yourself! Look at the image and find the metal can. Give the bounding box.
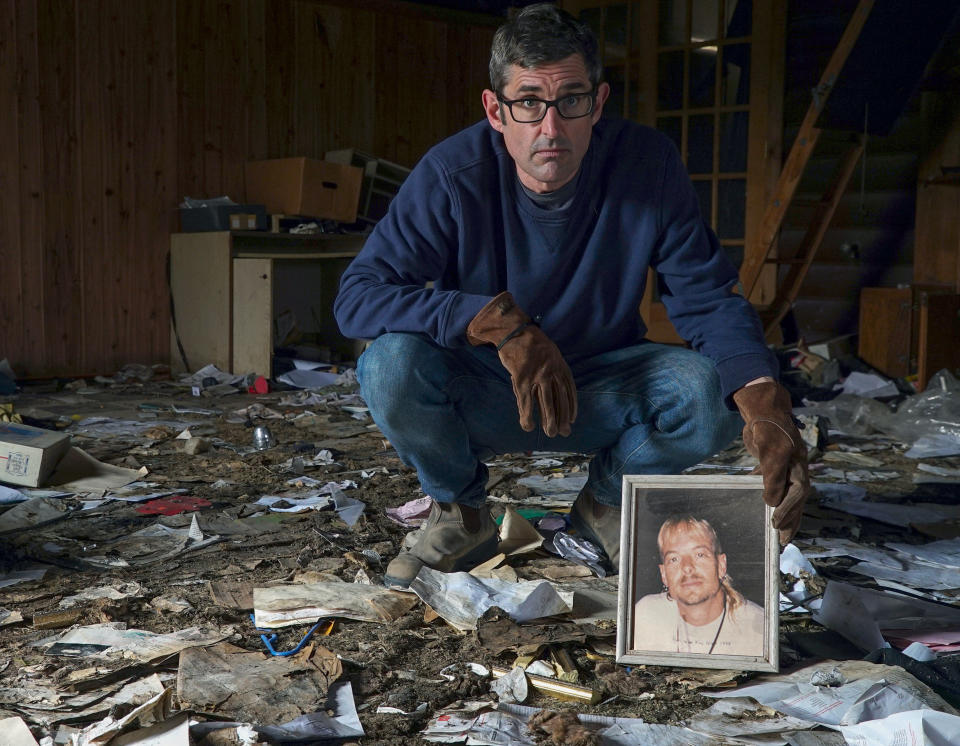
[252,425,274,450]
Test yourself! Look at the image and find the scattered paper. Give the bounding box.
[0,484,28,504]
[838,372,899,399]
[498,506,544,556]
[490,666,528,704]
[814,580,960,653]
[0,566,48,589]
[708,660,957,728]
[252,581,418,629]
[277,368,341,389]
[48,447,148,494]
[43,622,225,661]
[0,716,40,746]
[177,642,341,724]
[838,708,960,745]
[0,497,71,533]
[385,496,433,527]
[111,713,189,746]
[684,697,816,739]
[408,567,574,631]
[70,683,171,746]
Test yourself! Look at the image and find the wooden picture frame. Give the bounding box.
[616,474,778,672]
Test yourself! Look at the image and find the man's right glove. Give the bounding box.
[733,381,811,545]
[466,292,577,438]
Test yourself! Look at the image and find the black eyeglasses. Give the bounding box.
[497,89,597,123]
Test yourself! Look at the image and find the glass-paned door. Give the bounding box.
[564,0,785,340]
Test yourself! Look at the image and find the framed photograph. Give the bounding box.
[616,474,778,672]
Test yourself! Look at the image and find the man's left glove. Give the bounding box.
[733,382,811,545]
[466,292,577,438]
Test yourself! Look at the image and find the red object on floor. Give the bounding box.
[135,495,212,516]
[248,375,269,394]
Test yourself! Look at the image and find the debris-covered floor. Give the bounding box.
[3,361,960,745]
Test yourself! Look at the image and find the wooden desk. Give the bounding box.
[170,231,364,376]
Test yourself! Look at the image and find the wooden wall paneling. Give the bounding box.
[15,0,46,375]
[218,0,249,199]
[202,0,225,197]
[393,15,445,166]
[99,0,135,372]
[37,0,81,374]
[416,17,448,163]
[373,10,399,162]
[293,1,322,157]
[264,0,296,159]
[444,24,472,137]
[0,0,24,364]
[177,0,205,200]
[333,5,376,155]
[76,0,108,373]
[246,0,269,162]
[130,0,176,366]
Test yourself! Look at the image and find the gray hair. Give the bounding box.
[489,3,603,94]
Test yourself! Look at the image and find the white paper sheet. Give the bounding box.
[708,660,957,727]
[838,708,960,746]
[838,372,899,398]
[408,567,574,631]
[44,623,225,661]
[276,369,341,389]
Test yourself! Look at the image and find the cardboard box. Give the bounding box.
[0,422,71,487]
[245,158,364,223]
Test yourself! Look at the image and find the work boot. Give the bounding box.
[569,487,622,571]
[384,501,498,590]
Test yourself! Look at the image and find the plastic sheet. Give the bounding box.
[798,370,960,456]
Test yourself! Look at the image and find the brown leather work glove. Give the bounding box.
[466,292,577,438]
[733,381,811,545]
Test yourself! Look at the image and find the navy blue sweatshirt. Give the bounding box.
[334,118,776,402]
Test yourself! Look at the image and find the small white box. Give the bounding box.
[0,422,71,487]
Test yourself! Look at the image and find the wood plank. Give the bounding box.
[858,286,911,378]
[202,0,224,196]
[99,0,136,373]
[763,137,864,337]
[917,293,960,392]
[246,0,268,162]
[131,0,176,367]
[169,232,233,373]
[15,0,46,376]
[264,0,296,158]
[914,183,960,289]
[0,0,24,366]
[176,0,205,199]
[37,0,81,374]
[373,10,399,161]
[744,0,785,307]
[232,257,273,376]
[76,0,107,374]
[219,0,247,199]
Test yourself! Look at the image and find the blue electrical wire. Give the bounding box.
[249,613,327,657]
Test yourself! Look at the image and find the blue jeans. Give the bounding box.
[357,333,742,508]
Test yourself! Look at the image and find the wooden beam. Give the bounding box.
[762,136,865,337]
[740,0,874,300]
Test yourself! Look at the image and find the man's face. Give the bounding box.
[658,525,727,608]
[482,54,609,193]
